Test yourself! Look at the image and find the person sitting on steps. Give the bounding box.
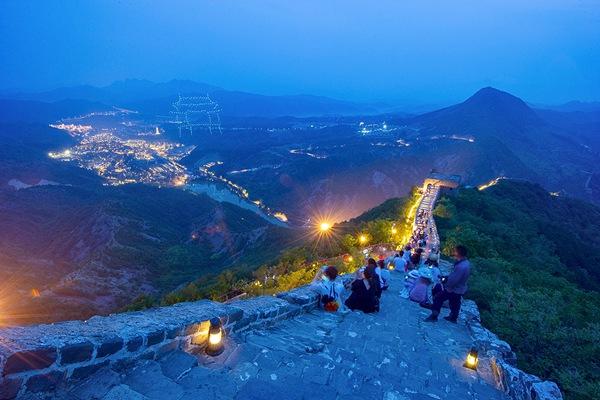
[394,251,408,272]
[378,259,391,290]
[345,266,379,313]
[311,265,345,312]
[424,245,471,324]
[365,258,383,299]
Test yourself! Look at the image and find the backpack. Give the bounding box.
[321,284,340,312]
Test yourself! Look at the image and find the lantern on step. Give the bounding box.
[206,317,224,356]
[463,347,478,370]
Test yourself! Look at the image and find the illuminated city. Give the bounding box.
[48,128,195,187]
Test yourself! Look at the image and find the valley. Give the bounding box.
[1,80,599,325]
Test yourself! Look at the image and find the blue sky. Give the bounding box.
[0,0,599,105]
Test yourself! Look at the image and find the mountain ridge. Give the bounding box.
[1,79,387,117]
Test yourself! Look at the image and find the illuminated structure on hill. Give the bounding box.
[170,94,223,137]
[423,172,461,191]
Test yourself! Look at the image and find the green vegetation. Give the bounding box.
[139,187,421,309]
[434,180,600,400]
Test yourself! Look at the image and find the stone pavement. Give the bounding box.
[48,272,508,400]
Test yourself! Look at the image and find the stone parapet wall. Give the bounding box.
[0,286,319,399]
[461,300,563,400]
[0,279,566,400]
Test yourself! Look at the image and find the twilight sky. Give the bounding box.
[1,0,599,105]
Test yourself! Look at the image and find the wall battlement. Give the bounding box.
[0,282,562,400]
[461,300,562,400]
[0,286,319,399]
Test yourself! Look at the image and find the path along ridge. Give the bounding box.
[4,183,561,400]
[59,272,508,400]
[53,184,509,400]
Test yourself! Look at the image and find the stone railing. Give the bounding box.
[0,286,319,399]
[461,300,563,400]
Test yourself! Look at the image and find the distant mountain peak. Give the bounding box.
[457,86,541,126]
[465,87,528,108]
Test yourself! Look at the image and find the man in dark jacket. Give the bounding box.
[424,245,470,323]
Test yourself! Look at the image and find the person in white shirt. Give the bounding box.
[310,266,345,311]
[393,252,408,272]
[379,262,391,290]
[403,246,412,264]
[375,258,386,288]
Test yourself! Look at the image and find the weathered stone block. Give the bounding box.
[275,303,301,318]
[25,370,64,393]
[531,381,563,400]
[146,330,165,346]
[183,323,201,337]
[69,367,121,400]
[140,350,155,360]
[70,360,110,381]
[126,336,144,352]
[224,307,244,324]
[156,340,179,358]
[3,348,57,375]
[60,341,94,364]
[276,287,318,306]
[166,326,183,340]
[103,384,149,400]
[185,321,210,347]
[96,337,124,358]
[233,310,259,331]
[0,377,22,400]
[159,350,198,380]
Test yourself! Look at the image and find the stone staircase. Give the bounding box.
[44,273,508,400]
[0,180,563,400]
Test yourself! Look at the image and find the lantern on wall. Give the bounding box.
[206,317,224,356]
[463,347,479,370]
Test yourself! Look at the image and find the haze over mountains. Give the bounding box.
[1,79,386,118]
[1,80,599,324]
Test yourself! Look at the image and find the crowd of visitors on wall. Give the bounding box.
[310,243,471,323]
[409,184,439,250]
[310,183,469,322]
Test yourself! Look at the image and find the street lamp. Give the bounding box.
[359,234,367,244]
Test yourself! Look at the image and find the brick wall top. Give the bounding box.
[0,286,320,398]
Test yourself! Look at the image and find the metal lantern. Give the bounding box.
[206,317,224,356]
[464,347,479,370]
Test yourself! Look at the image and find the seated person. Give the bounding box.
[393,251,408,272]
[409,252,422,270]
[311,265,344,312]
[378,260,391,290]
[345,267,379,313]
[365,258,383,298]
[409,268,433,305]
[425,253,442,297]
[402,246,412,263]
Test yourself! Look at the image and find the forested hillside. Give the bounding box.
[434,180,600,400]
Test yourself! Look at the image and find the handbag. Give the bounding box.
[321,284,340,312]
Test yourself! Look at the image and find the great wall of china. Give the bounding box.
[0,179,563,400]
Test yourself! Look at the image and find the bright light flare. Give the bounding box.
[319,222,331,232]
